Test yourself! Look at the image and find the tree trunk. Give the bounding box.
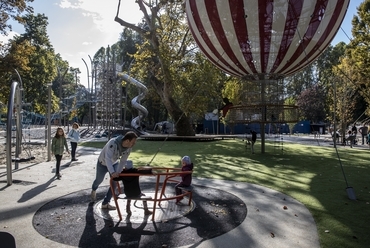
[150,75,194,136]
[115,1,195,136]
[163,92,194,136]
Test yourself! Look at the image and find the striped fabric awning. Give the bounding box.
[186,0,350,79]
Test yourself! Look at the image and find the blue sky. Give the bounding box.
[1,0,142,88]
[0,0,363,87]
[332,0,361,44]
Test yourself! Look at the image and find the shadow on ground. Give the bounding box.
[33,183,247,248]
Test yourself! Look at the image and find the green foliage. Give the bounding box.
[296,85,326,123]
[0,39,35,99]
[115,0,229,134]
[285,65,315,97]
[346,0,370,116]
[14,14,57,113]
[0,12,80,117]
[221,78,243,106]
[332,57,358,136]
[284,97,296,133]
[0,0,34,35]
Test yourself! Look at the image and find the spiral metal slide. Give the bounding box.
[118,73,148,135]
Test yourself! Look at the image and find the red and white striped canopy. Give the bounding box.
[186,0,349,79]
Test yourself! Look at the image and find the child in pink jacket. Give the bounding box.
[175,156,193,204]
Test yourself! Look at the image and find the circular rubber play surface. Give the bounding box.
[33,183,247,248]
[92,193,196,223]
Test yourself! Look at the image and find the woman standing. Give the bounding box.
[51,127,70,179]
[68,122,80,161]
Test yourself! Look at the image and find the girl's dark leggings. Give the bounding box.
[55,154,62,175]
[70,142,77,159]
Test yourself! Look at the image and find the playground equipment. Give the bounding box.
[186,0,349,152]
[117,73,148,135]
[5,81,37,186]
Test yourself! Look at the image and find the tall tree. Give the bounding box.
[14,13,57,113]
[296,85,326,123]
[316,43,346,123]
[284,66,315,98]
[114,0,225,135]
[0,0,33,35]
[332,57,358,138]
[0,38,35,102]
[346,0,370,114]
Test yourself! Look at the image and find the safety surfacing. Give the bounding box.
[33,183,247,248]
[94,193,195,223]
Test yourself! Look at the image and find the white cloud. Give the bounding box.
[59,0,81,9]
[58,0,141,33]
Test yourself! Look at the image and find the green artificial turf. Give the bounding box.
[81,138,370,248]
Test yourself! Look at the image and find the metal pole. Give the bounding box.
[94,61,97,129]
[45,112,47,146]
[82,58,91,128]
[14,69,23,156]
[6,82,18,185]
[15,81,22,169]
[95,65,97,129]
[333,80,337,148]
[47,84,52,161]
[107,46,111,137]
[261,79,266,153]
[88,55,94,129]
[58,68,62,126]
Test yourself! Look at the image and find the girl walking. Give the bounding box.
[68,122,80,161]
[51,127,70,179]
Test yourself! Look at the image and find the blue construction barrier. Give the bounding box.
[202,120,291,134]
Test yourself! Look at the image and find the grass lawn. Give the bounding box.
[81,137,370,248]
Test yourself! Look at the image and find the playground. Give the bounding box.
[1,131,369,247]
[2,0,368,247]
